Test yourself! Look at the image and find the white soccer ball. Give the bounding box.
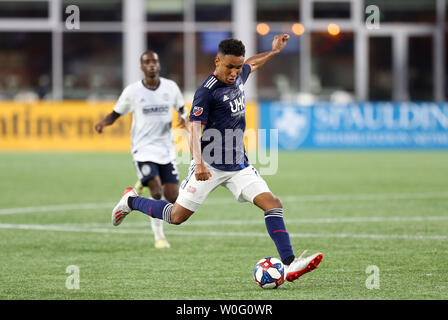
[253,257,285,289]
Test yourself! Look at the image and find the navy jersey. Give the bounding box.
[190,64,251,171]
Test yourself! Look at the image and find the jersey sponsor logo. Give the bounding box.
[142,105,169,114]
[201,128,247,165]
[229,96,245,113]
[192,106,203,116]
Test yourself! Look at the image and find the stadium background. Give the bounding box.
[1,0,447,301]
[1,0,447,151]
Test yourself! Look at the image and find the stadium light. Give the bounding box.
[256,23,270,35]
[291,23,305,36]
[327,23,340,36]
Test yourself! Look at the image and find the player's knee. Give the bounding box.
[170,217,182,225]
[270,195,283,209]
[169,206,192,225]
[170,214,187,225]
[254,192,283,211]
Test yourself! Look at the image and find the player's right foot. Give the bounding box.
[284,250,323,282]
[111,187,138,226]
[134,180,144,195]
[155,237,171,249]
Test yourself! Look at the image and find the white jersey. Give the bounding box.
[113,78,184,164]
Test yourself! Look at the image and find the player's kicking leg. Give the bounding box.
[111,187,138,226]
[254,192,323,282]
[112,186,194,226]
[284,249,323,282]
[113,160,215,227]
[229,166,323,283]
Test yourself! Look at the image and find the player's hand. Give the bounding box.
[272,34,290,53]
[195,163,212,181]
[94,122,104,134]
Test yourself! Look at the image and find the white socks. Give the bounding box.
[150,196,167,240]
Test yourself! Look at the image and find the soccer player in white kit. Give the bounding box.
[111,35,323,283]
[95,50,187,249]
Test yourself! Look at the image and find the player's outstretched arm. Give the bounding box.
[244,33,290,73]
[94,111,121,133]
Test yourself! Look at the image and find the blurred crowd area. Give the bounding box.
[0,0,446,103]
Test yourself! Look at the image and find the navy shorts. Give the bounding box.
[134,161,179,185]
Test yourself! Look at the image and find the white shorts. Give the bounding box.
[176,161,271,212]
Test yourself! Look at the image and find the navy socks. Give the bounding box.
[127,199,294,264]
[264,208,295,265]
[129,196,173,224]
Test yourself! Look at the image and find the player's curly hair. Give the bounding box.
[218,39,245,57]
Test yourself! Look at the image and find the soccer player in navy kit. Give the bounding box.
[111,34,323,283]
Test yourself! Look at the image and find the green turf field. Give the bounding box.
[0,151,447,300]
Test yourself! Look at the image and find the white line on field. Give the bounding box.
[0,202,115,215]
[0,222,447,240]
[1,191,447,215]
[39,215,448,228]
[174,215,448,226]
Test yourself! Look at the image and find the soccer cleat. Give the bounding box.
[154,238,171,249]
[284,250,323,282]
[134,180,144,196]
[111,187,138,226]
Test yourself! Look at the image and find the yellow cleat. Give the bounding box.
[134,180,144,195]
[155,238,171,249]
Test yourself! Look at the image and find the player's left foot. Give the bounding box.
[154,237,171,249]
[111,187,138,226]
[284,250,323,282]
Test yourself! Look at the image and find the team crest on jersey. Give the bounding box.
[239,84,244,91]
[187,186,197,194]
[192,106,203,116]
